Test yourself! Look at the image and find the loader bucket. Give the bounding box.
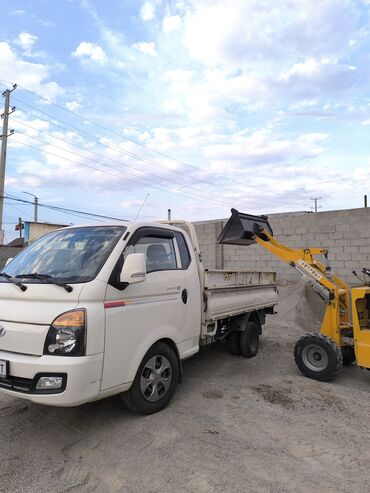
[217,208,273,246]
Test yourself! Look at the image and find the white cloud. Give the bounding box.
[140,2,155,21]
[65,100,81,111]
[132,41,157,56]
[72,42,107,64]
[15,32,38,51]
[163,15,181,32]
[11,9,26,16]
[0,41,63,99]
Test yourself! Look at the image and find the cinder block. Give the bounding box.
[344,230,358,239]
[351,253,369,261]
[320,224,336,233]
[315,233,329,241]
[351,239,368,246]
[347,246,359,253]
[336,224,350,232]
[336,240,348,247]
[359,245,370,254]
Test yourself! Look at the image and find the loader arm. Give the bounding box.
[218,209,350,347]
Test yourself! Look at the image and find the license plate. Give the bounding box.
[0,359,9,378]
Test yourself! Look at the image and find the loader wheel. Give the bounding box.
[341,346,356,366]
[294,333,343,381]
[240,321,259,358]
[229,331,241,355]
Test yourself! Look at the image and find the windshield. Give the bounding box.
[1,225,126,284]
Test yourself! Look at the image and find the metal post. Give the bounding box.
[34,196,38,222]
[22,191,39,222]
[365,195,368,208]
[18,217,22,241]
[311,197,322,213]
[0,91,10,243]
[0,84,16,244]
[168,209,171,220]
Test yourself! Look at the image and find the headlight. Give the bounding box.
[44,309,86,356]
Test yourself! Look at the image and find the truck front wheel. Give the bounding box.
[121,342,179,415]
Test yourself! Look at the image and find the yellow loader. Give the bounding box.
[218,209,370,381]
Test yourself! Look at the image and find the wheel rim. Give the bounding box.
[140,355,172,402]
[302,344,328,372]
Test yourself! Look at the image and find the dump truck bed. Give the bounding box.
[203,269,278,322]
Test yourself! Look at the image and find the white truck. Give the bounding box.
[0,219,278,414]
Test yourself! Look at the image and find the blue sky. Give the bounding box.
[1,0,370,241]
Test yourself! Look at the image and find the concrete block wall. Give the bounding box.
[193,207,370,286]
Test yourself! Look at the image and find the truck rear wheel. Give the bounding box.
[229,331,241,355]
[294,333,343,381]
[121,342,179,415]
[240,321,259,358]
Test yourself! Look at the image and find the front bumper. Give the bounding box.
[0,350,103,406]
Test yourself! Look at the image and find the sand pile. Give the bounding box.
[277,278,326,333]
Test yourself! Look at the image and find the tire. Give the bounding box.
[240,321,259,358]
[229,331,241,355]
[294,333,343,381]
[342,346,356,366]
[121,342,179,415]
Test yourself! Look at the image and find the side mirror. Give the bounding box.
[120,253,146,284]
[5,258,13,267]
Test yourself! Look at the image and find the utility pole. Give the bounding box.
[311,197,322,213]
[23,191,39,222]
[0,84,16,244]
[18,217,22,241]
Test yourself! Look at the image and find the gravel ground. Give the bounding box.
[1,282,370,493]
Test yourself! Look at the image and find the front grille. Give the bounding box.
[0,375,34,393]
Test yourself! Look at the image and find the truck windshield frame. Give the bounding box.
[0,225,126,285]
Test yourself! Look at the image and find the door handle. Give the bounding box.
[181,289,188,304]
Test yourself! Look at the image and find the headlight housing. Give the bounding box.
[44,309,86,356]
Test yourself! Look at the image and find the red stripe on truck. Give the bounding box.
[104,300,127,309]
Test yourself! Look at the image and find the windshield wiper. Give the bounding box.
[0,273,27,291]
[15,273,73,293]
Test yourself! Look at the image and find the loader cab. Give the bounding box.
[351,287,370,368]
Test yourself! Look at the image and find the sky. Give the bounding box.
[1,0,370,242]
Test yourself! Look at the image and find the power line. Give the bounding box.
[13,101,215,188]
[11,94,302,208]
[14,83,214,174]
[12,109,312,209]
[3,81,335,212]
[310,197,322,213]
[11,134,240,209]
[3,194,128,222]
[7,202,33,220]
[12,119,242,207]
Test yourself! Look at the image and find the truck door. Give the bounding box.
[102,227,198,391]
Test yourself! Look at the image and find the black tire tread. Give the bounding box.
[229,331,241,356]
[121,342,179,415]
[294,332,343,381]
[240,320,260,358]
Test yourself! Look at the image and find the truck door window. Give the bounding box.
[174,232,191,269]
[125,235,177,273]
